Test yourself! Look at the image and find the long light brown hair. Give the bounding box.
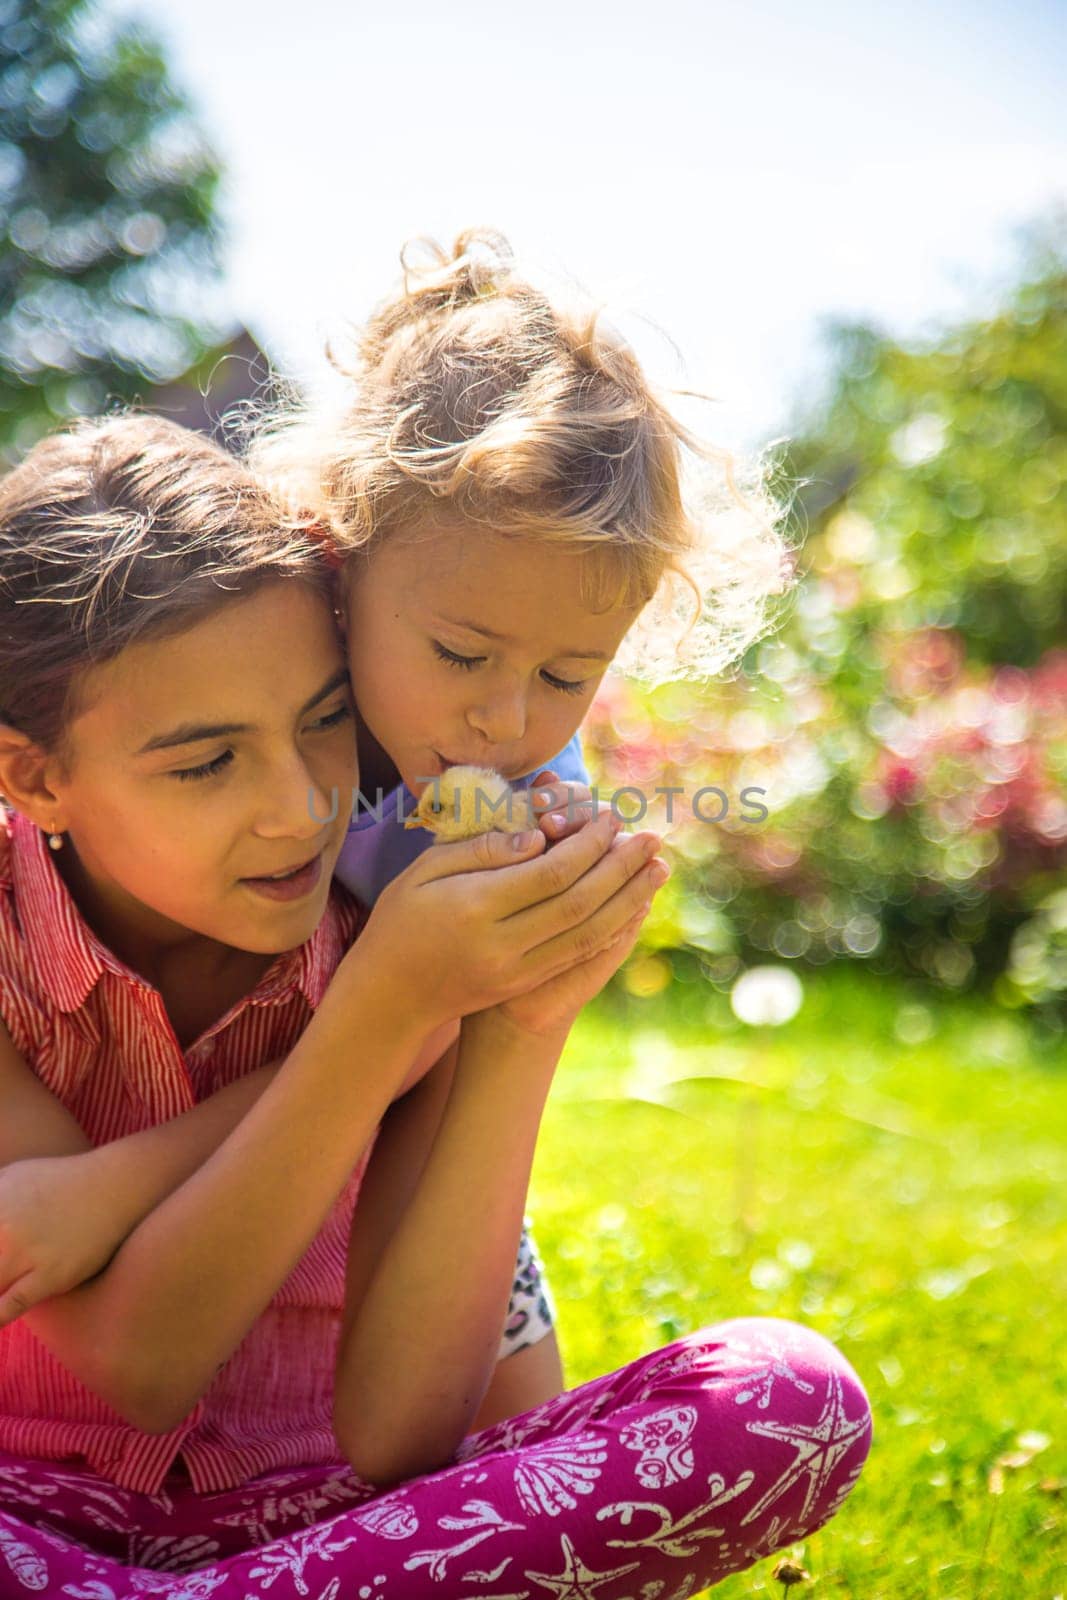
[0,413,335,756]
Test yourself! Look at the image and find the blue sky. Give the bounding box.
[107,0,1065,449]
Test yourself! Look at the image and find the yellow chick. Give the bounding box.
[403,764,535,842]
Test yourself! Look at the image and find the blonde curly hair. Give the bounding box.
[250,229,794,683]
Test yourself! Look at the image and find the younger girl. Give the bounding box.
[258,230,789,905]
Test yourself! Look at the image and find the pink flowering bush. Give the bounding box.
[594,228,1066,1009]
[589,639,1065,1005]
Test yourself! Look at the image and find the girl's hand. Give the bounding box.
[352,810,665,1034]
[496,851,669,1037]
[0,1155,124,1329]
[528,768,595,843]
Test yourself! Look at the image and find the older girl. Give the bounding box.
[0,414,682,1597]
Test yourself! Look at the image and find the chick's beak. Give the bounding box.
[404,813,426,831]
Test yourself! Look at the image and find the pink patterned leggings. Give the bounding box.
[0,1318,871,1599]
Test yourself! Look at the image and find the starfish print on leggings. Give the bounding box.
[524,1533,641,1598]
[740,1369,871,1529]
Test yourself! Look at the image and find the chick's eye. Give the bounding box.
[433,642,483,671]
[429,801,443,814]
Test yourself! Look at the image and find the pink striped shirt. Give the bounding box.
[0,808,376,1496]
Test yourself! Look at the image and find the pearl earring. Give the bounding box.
[47,824,64,851]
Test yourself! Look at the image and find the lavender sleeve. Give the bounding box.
[333,732,590,908]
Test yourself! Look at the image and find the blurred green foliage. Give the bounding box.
[590,223,1067,1014]
[790,218,1067,666]
[0,0,227,460]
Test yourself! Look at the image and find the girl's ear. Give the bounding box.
[0,726,68,831]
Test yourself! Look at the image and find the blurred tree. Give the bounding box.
[586,219,1067,1011]
[788,216,1067,666]
[0,0,227,460]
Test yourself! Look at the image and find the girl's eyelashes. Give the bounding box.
[169,702,353,783]
[432,641,482,672]
[542,670,588,697]
[173,750,233,783]
[311,703,354,730]
[431,641,588,696]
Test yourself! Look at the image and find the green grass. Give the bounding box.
[527,968,1066,1599]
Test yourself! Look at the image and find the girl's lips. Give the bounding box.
[431,749,523,780]
[241,852,323,902]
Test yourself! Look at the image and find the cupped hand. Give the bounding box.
[353,810,667,1032]
[495,850,670,1037]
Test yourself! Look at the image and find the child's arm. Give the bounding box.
[0,1026,103,1165]
[12,815,657,1434]
[0,1032,284,1325]
[332,1013,567,1485]
[332,843,660,1486]
[18,956,434,1433]
[332,1039,565,1439]
[0,1020,287,1172]
[0,1017,446,1324]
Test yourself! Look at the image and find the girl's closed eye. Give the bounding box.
[310,703,354,731]
[431,641,588,697]
[169,702,354,784]
[172,750,234,783]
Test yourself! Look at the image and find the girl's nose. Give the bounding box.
[254,755,334,840]
[466,686,527,746]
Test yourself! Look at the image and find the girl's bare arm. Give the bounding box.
[332,1010,566,1486]
[0,1034,287,1326]
[0,1010,449,1305]
[331,851,658,1486]
[332,1038,564,1451]
[19,957,432,1434]
[0,1019,282,1201]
